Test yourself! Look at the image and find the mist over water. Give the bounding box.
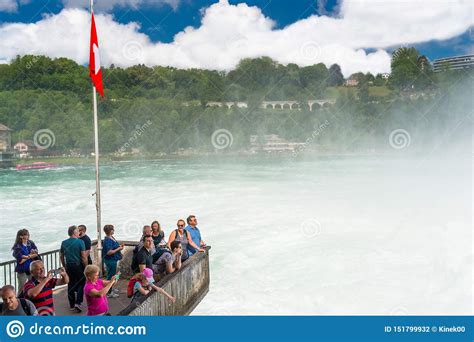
[0,149,471,314]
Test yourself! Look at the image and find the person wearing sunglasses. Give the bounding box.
[168,219,203,262]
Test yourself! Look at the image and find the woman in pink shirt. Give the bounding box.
[83,265,118,316]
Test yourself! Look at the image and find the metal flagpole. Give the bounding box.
[90,0,103,271]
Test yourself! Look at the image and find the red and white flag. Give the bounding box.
[89,13,104,97]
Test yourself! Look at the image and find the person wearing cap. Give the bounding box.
[132,269,175,303]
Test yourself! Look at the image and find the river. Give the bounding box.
[0,155,471,314]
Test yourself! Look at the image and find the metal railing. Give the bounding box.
[0,241,98,290]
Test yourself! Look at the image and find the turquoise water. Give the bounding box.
[0,156,471,314]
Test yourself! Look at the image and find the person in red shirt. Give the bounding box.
[23,260,69,316]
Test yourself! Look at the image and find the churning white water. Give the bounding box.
[0,155,471,315]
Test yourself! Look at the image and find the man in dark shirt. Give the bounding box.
[78,224,93,265]
[131,235,153,273]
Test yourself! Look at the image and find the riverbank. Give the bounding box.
[10,149,407,167]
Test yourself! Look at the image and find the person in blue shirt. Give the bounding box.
[102,224,124,298]
[185,215,206,257]
[11,229,39,294]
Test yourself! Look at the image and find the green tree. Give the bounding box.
[328,64,344,86]
[389,47,432,91]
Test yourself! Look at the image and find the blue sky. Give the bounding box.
[0,1,339,41]
[0,0,472,76]
[1,0,470,60]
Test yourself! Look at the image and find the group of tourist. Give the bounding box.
[0,215,207,316]
[131,216,206,276]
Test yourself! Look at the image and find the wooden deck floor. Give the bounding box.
[54,279,131,316]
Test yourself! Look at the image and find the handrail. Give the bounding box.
[0,240,100,289]
[0,240,143,289]
[0,240,99,267]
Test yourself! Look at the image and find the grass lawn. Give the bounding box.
[326,86,392,99]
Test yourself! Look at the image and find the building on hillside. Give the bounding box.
[432,54,474,72]
[344,75,359,87]
[250,134,304,153]
[0,123,12,151]
[14,140,38,158]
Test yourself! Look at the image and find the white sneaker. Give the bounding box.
[112,288,120,294]
[107,292,119,298]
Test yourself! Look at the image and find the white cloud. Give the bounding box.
[0,0,18,12]
[62,0,180,12]
[0,0,472,77]
[0,0,30,12]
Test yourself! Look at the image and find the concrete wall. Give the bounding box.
[91,241,211,316]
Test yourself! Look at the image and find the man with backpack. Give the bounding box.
[153,240,182,275]
[0,285,38,316]
[131,235,154,273]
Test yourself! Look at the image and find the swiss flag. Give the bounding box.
[89,13,104,97]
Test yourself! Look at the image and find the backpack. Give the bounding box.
[19,299,32,315]
[152,247,171,263]
[17,289,25,299]
[17,278,31,299]
[127,277,139,298]
[0,298,33,315]
[133,245,139,255]
[174,229,190,261]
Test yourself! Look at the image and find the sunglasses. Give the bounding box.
[177,225,184,228]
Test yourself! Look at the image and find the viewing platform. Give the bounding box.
[0,241,211,316]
